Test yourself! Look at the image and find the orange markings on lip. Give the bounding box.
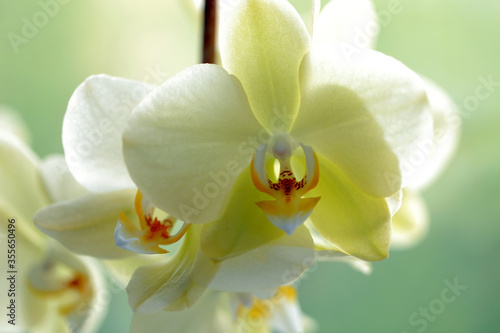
[118,190,190,253]
[250,143,321,234]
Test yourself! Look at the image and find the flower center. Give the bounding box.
[27,255,91,315]
[115,190,190,254]
[251,138,321,235]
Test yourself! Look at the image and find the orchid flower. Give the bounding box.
[130,286,316,333]
[30,70,315,312]
[313,0,460,249]
[121,0,432,263]
[0,110,107,333]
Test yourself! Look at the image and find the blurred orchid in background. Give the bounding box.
[131,286,317,333]
[0,108,107,333]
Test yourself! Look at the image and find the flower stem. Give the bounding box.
[202,0,217,64]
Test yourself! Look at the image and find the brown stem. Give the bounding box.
[202,0,217,64]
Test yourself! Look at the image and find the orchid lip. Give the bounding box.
[115,190,190,254]
[251,142,321,234]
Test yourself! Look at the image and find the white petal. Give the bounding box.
[310,223,372,275]
[73,256,108,333]
[34,190,137,259]
[314,0,379,49]
[63,74,155,192]
[406,78,461,190]
[130,292,233,333]
[271,298,304,333]
[126,226,214,312]
[40,154,88,203]
[294,44,432,194]
[193,225,314,293]
[0,133,49,245]
[123,64,263,224]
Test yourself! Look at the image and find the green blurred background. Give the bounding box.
[1,0,499,332]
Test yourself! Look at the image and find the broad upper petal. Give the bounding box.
[200,165,286,261]
[34,190,137,259]
[314,0,378,49]
[63,74,155,192]
[309,156,392,261]
[293,44,432,196]
[219,0,311,131]
[123,64,263,224]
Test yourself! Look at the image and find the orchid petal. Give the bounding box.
[406,78,461,190]
[39,154,88,203]
[193,225,313,293]
[126,226,214,313]
[0,133,49,244]
[123,64,263,224]
[219,0,311,131]
[200,165,286,261]
[309,156,391,261]
[293,44,432,196]
[271,291,304,333]
[292,79,400,198]
[34,190,137,259]
[71,255,108,333]
[314,0,378,49]
[391,189,429,249]
[63,74,155,192]
[130,292,233,333]
[309,223,372,275]
[103,254,165,289]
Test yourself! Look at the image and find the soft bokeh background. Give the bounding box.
[1,0,499,332]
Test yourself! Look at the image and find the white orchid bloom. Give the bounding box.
[0,113,107,333]
[31,71,314,310]
[313,0,460,249]
[121,0,432,264]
